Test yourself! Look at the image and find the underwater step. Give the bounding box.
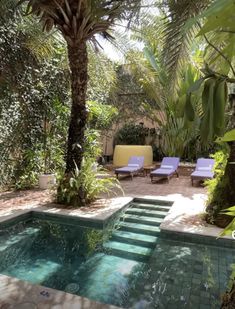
[118,222,161,236]
[126,208,167,218]
[131,202,171,212]
[0,227,40,253]
[104,241,152,262]
[111,230,157,248]
[121,214,163,226]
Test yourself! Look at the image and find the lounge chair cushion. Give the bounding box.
[150,157,180,180]
[115,166,140,172]
[151,168,175,176]
[128,164,140,167]
[161,165,174,169]
[198,166,212,171]
[191,158,215,183]
[191,170,214,179]
[115,156,145,177]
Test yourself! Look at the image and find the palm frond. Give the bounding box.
[162,0,210,93]
[18,0,143,46]
[17,17,58,59]
[0,0,18,21]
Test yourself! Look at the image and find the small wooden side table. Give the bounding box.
[144,165,156,177]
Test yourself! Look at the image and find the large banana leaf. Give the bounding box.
[216,129,235,143]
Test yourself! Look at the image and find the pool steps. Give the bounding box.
[121,214,162,226]
[112,230,157,248]
[130,202,171,212]
[118,222,161,236]
[103,200,171,262]
[104,241,152,262]
[125,208,166,218]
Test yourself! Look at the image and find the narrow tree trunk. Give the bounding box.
[66,41,88,173]
[57,41,88,206]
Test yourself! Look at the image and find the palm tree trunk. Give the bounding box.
[66,41,88,173]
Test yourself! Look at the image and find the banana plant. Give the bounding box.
[220,205,235,238]
[186,72,228,143]
[128,44,207,158]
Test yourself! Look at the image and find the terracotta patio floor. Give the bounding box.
[114,174,206,198]
[0,175,206,215]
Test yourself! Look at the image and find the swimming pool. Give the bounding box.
[0,199,234,308]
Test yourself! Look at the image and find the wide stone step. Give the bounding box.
[118,222,161,236]
[131,202,171,212]
[126,208,167,218]
[133,199,172,207]
[121,214,163,226]
[104,241,152,262]
[112,230,157,248]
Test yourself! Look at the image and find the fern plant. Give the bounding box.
[57,128,123,207]
[57,158,122,206]
[220,206,235,238]
[205,129,235,225]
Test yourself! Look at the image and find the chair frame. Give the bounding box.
[150,157,180,183]
[115,156,145,180]
[191,158,215,186]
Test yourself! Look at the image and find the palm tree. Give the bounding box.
[18,0,143,204]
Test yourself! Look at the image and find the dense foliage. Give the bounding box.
[0,9,70,189]
[124,15,213,160]
[114,124,147,146]
[0,4,118,194]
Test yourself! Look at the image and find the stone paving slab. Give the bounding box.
[0,274,121,309]
[0,197,132,228]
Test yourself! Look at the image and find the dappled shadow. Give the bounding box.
[116,175,207,200]
[0,274,118,308]
[0,189,53,212]
[179,213,207,227]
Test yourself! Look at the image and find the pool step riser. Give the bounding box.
[111,235,156,248]
[105,248,150,262]
[133,200,172,207]
[131,204,170,212]
[0,228,39,255]
[126,209,166,218]
[118,225,160,237]
[121,217,162,227]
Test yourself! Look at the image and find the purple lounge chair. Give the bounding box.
[191,158,215,186]
[150,157,180,183]
[115,156,144,180]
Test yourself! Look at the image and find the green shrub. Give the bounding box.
[57,158,122,206]
[114,123,146,145]
[205,148,229,223]
[57,128,123,206]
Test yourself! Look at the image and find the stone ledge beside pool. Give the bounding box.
[160,193,234,242]
[0,274,121,309]
[0,196,133,228]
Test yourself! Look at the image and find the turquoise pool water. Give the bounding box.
[0,203,234,308]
